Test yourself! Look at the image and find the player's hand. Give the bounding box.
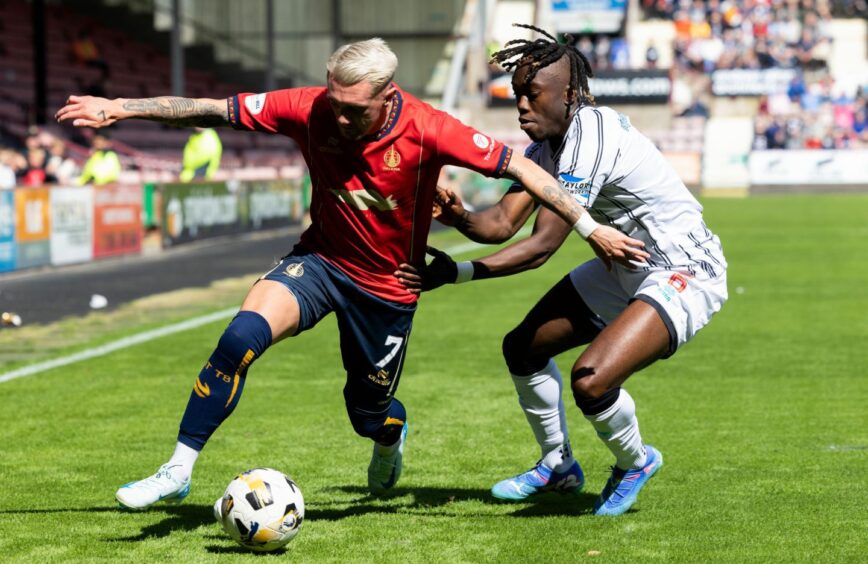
[433,185,467,227]
[587,226,651,270]
[55,95,119,128]
[395,246,458,294]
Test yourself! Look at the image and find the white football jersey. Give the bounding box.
[521,105,726,279]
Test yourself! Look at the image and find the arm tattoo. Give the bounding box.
[542,185,581,224]
[506,161,523,181]
[122,97,229,127]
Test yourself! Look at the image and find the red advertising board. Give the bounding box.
[93,184,143,258]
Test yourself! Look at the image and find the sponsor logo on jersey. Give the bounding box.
[367,369,392,387]
[558,173,592,206]
[244,93,267,115]
[618,112,631,131]
[331,187,398,211]
[284,262,305,277]
[667,273,689,292]
[473,133,490,149]
[383,145,401,171]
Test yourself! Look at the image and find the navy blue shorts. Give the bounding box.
[260,247,416,411]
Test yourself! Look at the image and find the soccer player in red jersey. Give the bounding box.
[56,38,648,511]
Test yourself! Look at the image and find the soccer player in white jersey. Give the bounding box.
[397,25,728,516]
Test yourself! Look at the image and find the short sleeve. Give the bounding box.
[227,88,311,138]
[435,113,513,178]
[556,108,621,209]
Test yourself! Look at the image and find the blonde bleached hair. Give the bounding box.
[326,38,398,93]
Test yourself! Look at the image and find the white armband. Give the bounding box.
[455,261,475,284]
[573,213,600,240]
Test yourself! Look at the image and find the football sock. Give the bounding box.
[584,388,647,470]
[511,359,574,473]
[374,398,407,455]
[166,441,199,481]
[177,311,272,452]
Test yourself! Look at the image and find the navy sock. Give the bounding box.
[378,398,407,446]
[178,311,272,450]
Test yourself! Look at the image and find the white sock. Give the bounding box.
[512,359,574,473]
[585,388,647,470]
[167,441,199,481]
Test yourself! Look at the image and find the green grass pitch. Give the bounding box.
[0,195,866,562]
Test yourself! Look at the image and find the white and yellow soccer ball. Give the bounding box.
[214,468,305,552]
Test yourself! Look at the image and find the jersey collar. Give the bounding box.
[365,85,403,142]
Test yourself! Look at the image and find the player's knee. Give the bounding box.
[502,327,547,376]
[570,367,610,403]
[211,311,273,374]
[572,372,621,415]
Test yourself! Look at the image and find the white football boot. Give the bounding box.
[116,464,191,510]
[367,423,408,496]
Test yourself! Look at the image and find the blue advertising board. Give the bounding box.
[0,190,15,273]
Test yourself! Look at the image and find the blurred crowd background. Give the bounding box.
[0,0,866,192]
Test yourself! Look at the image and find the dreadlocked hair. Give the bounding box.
[489,23,595,106]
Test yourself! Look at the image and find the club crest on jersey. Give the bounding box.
[383,145,401,171]
[558,173,592,206]
[284,262,304,278]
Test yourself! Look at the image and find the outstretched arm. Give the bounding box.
[434,185,536,244]
[469,206,571,278]
[55,95,229,128]
[396,207,571,294]
[505,154,650,270]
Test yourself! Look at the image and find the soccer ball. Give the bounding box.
[214,468,305,552]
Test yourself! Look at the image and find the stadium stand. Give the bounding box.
[0,0,300,179]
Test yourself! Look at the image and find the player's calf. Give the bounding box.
[177,310,272,451]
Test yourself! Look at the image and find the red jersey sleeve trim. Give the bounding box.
[495,145,513,177]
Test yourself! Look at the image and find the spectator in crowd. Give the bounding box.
[70,29,110,76]
[179,128,222,182]
[0,149,21,189]
[646,43,660,68]
[664,0,840,72]
[18,130,56,187]
[753,73,868,149]
[77,133,120,186]
[46,138,79,185]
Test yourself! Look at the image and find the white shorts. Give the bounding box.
[568,259,728,355]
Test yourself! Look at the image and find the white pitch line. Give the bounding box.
[0,307,237,384]
[0,228,533,385]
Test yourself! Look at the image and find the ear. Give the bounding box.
[564,83,578,106]
[381,83,397,105]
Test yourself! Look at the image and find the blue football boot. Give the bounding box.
[491,459,585,501]
[594,445,663,516]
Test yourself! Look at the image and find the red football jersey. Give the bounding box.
[228,85,513,303]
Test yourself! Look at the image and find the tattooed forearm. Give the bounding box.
[122,97,228,127]
[542,185,581,224]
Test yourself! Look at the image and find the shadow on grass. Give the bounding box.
[107,503,215,541]
[307,485,600,520]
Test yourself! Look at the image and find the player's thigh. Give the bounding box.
[239,280,301,343]
[573,299,670,396]
[508,274,603,360]
[247,252,338,343]
[334,287,415,408]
